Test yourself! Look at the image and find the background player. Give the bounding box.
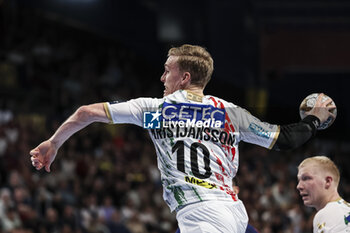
[30,44,335,232]
[297,156,350,233]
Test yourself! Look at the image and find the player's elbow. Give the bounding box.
[75,103,109,124]
[76,105,96,123]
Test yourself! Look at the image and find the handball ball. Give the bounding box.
[299,93,337,130]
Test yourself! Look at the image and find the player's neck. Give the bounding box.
[184,87,204,97]
[327,192,341,204]
[316,192,341,211]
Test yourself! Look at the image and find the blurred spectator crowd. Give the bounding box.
[0,7,349,233]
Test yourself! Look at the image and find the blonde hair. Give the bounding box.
[298,156,340,186]
[168,44,214,88]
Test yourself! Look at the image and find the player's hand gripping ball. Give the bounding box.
[299,93,337,130]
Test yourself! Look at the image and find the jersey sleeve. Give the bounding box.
[103,97,159,127]
[228,106,280,149]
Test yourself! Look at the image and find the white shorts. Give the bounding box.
[176,200,248,233]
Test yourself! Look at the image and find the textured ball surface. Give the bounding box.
[299,93,337,130]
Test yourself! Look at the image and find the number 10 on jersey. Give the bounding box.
[172,140,212,179]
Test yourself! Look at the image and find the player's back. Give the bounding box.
[148,90,240,211]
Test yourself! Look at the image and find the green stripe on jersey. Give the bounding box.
[192,187,203,201]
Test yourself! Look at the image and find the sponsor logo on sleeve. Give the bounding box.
[248,123,272,139]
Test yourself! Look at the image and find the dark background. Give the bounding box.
[3,0,350,137]
[0,1,349,233]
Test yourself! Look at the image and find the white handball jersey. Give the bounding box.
[313,198,350,233]
[104,90,280,211]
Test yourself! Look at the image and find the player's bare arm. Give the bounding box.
[30,103,109,172]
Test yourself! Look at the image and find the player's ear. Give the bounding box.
[181,72,191,86]
[325,176,333,189]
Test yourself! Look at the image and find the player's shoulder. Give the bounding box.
[124,96,164,111]
[314,199,350,232]
[134,96,163,103]
[163,91,240,110]
[204,94,255,118]
[316,201,338,217]
[204,94,238,108]
[163,90,185,103]
[314,199,349,223]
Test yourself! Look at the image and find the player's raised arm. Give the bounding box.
[272,93,336,151]
[30,103,109,172]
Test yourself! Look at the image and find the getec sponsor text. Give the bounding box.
[160,102,225,128]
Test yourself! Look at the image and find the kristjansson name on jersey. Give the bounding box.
[150,126,236,147]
